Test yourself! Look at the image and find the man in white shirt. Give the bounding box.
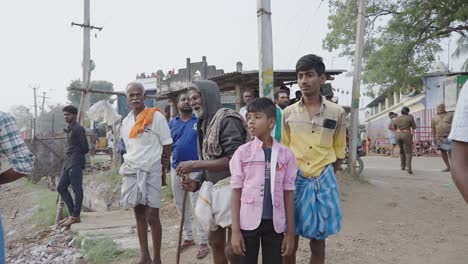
[120,82,173,264]
[239,90,255,120]
[449,82,468,204]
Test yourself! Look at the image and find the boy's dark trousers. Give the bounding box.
[57,165,83,218]
[238,219,284,264]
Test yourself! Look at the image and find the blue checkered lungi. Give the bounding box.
[295,165,342,240]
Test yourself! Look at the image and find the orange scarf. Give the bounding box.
[129,107,161,139]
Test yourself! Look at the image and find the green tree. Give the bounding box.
[452,35,468,71]
[36,104,67,136]
[324,0,468,96]
[9,105,31,132]
[67,80,115,106]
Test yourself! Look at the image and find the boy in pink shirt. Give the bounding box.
[230,98,297,264]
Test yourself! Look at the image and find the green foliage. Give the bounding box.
[8,105,32,131]
[81,237,138,264]
[162,172,173,201]
[67,80,115,107]
[452,35,468,71]
[324,0,468,96]
[18,179,68,227]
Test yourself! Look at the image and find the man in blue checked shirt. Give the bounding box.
[0,111,34,263]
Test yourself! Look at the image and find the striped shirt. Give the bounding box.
[0,111,34,174]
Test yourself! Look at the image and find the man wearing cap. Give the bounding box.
[57,105,89,227]
[393,107,417,174]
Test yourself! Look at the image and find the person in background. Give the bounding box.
[393,107,417,174]
[275,90,290,110]
[449,82,468,204]
[431,104,454,172]
[169,92,209,259]
[230,98,296,264]
[387,112,398,157]
[57,105,89,227]
[106,126,114,160]
[289,90,303,105]
[239,90,255,120]
[0,111,34,264]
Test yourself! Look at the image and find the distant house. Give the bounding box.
[364,71,467,152]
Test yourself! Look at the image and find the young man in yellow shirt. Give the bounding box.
[282,54,346,264]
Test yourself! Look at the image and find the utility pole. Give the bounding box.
[257,0,274,99]
[41,91,48,115]
[32,86,38,139]
[349,0,366,177]
[72,0,102,126]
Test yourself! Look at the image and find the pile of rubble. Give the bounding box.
[6,227,84,264]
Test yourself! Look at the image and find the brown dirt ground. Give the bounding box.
[2,157,468,264]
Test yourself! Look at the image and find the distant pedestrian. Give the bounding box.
[289,90,302,105]
[169,92,209,259]
[449,82,468,204]
[387,112,398,157]
[119,82,172,264]
[57,105,89,227]
[393,107,417,174]
[230,98,296,264]
[106,126,114,160]
[0,111,34,263]
[239,90,255,120]
[431,104,454,172]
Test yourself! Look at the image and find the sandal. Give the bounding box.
[58,216,70,225]
[180,240,196,251]
[63,216,81,227]
[196,244,209,259]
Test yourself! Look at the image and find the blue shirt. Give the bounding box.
[169,114,199,169]
[262,147,273,219]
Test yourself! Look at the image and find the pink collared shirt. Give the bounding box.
[230,137,297,233]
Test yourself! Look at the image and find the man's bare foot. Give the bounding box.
[151,259,161,264]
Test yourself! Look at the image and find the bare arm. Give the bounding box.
[451,140,468,204]
[0,168,26,185]
[231,188,246,256]
[282,190,295,256]
[284,190,295,235]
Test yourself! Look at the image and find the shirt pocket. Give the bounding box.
[319,127,335,147]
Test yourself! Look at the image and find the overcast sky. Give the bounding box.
[0,0,462,112]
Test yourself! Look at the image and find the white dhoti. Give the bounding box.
[195,177,232,232]
[120,162,162,209]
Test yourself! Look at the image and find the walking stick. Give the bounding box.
[176,174,188,264]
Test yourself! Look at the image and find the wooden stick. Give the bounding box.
[176,174,188,264]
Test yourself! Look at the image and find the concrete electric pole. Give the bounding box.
[257,0,274,100]
[72,0,102,126]
[349,0,366,177]
[32,86,38,139]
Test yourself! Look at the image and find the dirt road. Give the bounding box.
[2,156,468,263]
